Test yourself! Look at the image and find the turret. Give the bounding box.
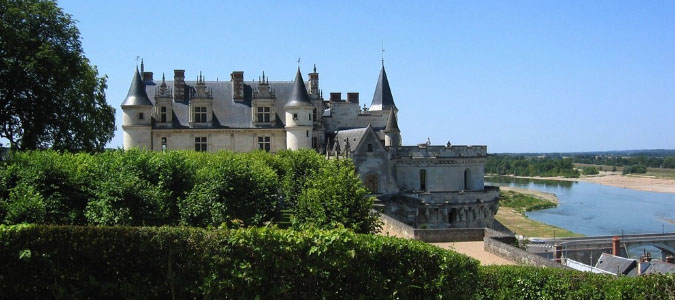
[284,68,314,150]
[384,109,401,147]
[121,68,153,150]
[369,65,397,111]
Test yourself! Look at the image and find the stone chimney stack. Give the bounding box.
[231,71,244,100]
[173,69,185,101]
[308,65,319,98]
[330,92,341,103]
[143,72,153,82]
[347,92,359,104]
[612,236,620,256]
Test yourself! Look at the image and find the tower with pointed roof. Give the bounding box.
[121,68,153,149]
[369,65,397,112]
[284,68,314,150]
[384,109,401,147]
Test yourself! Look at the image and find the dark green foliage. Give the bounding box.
[0,225,479,300]
[0,150,380,232]
[293,159,380,233]
[0,0,115,151]
[486,155,580,178]
[623,164,648,175]
[582,166,599,175]
[475,265,675,300]
[574,155,675,169]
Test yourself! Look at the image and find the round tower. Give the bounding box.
[285,68,314,150]
[121,68,153,150]
[384,109,401,147]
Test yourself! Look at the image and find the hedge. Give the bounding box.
[475,265,675,300]
[0,150,378,232]
[0,225,478,299]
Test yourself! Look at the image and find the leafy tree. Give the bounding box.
[293,159,380,233]
[0,0,115,151]
[582,166,599,175]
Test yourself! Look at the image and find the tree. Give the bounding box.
[0,0,115,151]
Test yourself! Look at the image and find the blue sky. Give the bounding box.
[58,0,674,153]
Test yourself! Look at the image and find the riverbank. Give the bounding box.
[495,187,582,238]
[494,173,675,194]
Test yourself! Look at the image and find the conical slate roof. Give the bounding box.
[369,66,397,111]
[384,109,399,133]
[121,68,153,107]
[284,68,312,108]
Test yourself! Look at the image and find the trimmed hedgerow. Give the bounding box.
[475,265,675,300]
[0,224,478,299]
[0,149,379,232]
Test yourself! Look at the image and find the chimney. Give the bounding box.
[308,66,319,98]
[143,72,154,82]
[612,236,620,256]
[231,71,244,100]
[173,69,185,101]
[554,243,563,263]
[330,92,341,103]
[347,92,359,104]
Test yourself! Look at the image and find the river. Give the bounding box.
[485,176,675,236]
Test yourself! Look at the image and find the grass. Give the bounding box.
[496,190,582,238]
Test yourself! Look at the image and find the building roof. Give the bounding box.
[144,77,297,129]
[641,261,675,275]
[284,68,313,108]
[369,66,397,111]
[384,109,399,133]
[121,69,153,107]
[595,253,637,275]
[334,127,369,153]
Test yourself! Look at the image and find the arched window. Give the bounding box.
[420,169,427,191]
[464,168,471,190]
[364,174,379,194]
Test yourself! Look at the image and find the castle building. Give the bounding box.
[121,61,499,228]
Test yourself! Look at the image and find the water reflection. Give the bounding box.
[485,175,575,189]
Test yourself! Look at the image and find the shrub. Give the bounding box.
[0,225,479,299]
[475,265,675,300]
[623,164,647,175]
[582,166,599,175]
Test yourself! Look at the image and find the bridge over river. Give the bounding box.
[526,233,675,266]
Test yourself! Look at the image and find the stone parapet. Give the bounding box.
[390,145,487,159]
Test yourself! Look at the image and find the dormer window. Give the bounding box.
[194,106,207,123]
[257,106,271,123]
[138,112,144,120]
[367,144,373,152]
[293,113,298,120]
[160,106,167,123]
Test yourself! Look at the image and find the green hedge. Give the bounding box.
[0,150,378,232]
[0,225,478,299]
[475,265,675,300]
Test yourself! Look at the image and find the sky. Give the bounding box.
[55,0,674,153]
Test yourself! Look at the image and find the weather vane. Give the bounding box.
[297,57,301,67]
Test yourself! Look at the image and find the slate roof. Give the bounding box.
[334,127,369,153]
[369,66,396,111]
[595,253,637,275]
[143,77,298,129]
[284,68,313,108]
[641,261,675,275]
[121,69,153,107]
[384,109,399,133]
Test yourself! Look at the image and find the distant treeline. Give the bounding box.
[485,156,580,178]
[572,155,675,169]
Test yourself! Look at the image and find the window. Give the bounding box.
[195,137,207,152]
[160,106,167,123]
[257,106,271,123]
[309,113,312,121]
[420,169,427,191]
[258,136,271,152]
[312,108,317,122]
[194,106,207,123]
[161,137,167,152]
[464,168,471,190]
[293,113,298,120]
[138,112,144,120]
[365,174,379,193]
[367,144,373,152]
[306,130,309,137]
[312,137,317,149]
